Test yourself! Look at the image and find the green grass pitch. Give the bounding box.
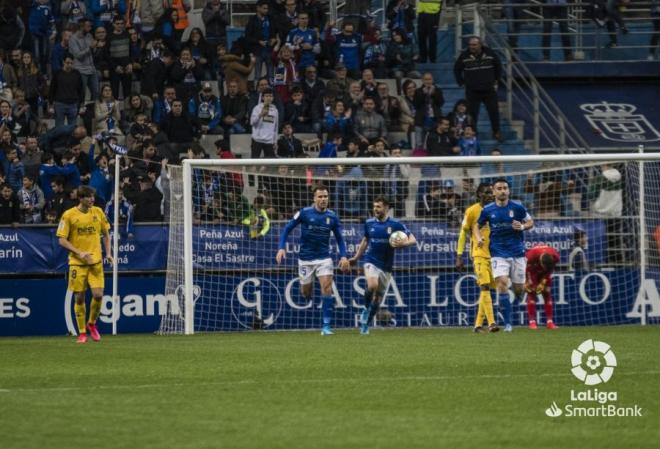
[1,326,659,449]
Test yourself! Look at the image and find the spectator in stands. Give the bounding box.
[275,0,300,41]
[399,79,416,139]
[277,122,304,157]
[202,0,229,50]
[383,145,410,214]
[650,0,660,59]
[123,94,154,126]
[154,8,179,53]
[164,0,191,42]
[217,44,256,96]
[18,175,45,223]
[301,65,325,101]
[425,117,459,157]
[319,132,342,160]
[51,30,72,74]
[568,228,589,273]
[324,99,353,140]
[458,125,481,156]
[360,69,378,101]
[245,0,277,81]
[417,181,442,218]
[594,0,628,48]
[286,11,320,72]
[94,85,122,134]
[0,182,19,225]
[9,49,22,74]
[525,163,569,218]
[92,26,111,85]
[249,77,285,120]
[346,81,364,114]
[301,0,325,31]
[44,208,58,224]
[220,80,248,136]
[542,0,573,61]
[104,188,134,238]
[417,0,441,63]
[0,100,21,135]
[387,0,416,35]
[17,51,46,118]
[454,36,503,142]
[170,47,203,105]
[363,29,388,78]
[47,177,74,218]
[311,89,337,136]
[327,21,362,79]
[354,97,387,146]
[12,89,36,137]
[134,171,164,222]
[153,85,177,124]
[186,27,212,80]
[29,0,56,72]
[108,15,132,100]
[250,88,279,158]
[1,147,24,192]
[91,0,126,29]
[242,196,271,239]
[439,179,463,226]
[272,45,300,104]
[447,99,475,139]
[413,72,444,146]
[504,0,523,49]
[284,87,312,132]
[222,188,250,224]
[376,83,403,132]
[69,19,98,102]
[49,55,84,127]
[0,50,17,101]
[142,40,174,99]
[161,99,196,147]
[386,28,420,80]
[189,82,223,135]
[20,136,43,179]
[326,62,352,101]
[337,165,367,218]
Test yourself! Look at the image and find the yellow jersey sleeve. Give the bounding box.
[56,210,71,240]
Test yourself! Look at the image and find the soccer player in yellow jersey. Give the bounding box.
[57,185,113,343]
[455,183,499,333]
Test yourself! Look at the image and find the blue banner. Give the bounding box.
[0,220,607,274]
[1,270,658,336]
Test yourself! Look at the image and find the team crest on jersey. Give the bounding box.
[509,210,514,218]
[387,227,392,234]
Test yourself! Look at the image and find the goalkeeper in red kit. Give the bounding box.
[525,244,560,330]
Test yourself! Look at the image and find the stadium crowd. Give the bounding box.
[0,0,631,229]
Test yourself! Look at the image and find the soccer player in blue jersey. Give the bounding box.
[349,196,417,335]
[474,178,534,332]
[276,185,350,335]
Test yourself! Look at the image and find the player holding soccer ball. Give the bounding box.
[456,183,499,333]
[57,185,113,343]
[474,178,534,332]
[349,196,417,335]
[525,244,560,329]
[276,185,350,336]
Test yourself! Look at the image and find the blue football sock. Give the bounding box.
[501,293,512,326]
[367,301,380,323]
[364,290,373,308]
[321,295,334,326]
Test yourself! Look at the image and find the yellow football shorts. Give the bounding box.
[68,263,105,292]
[473,257,496,288]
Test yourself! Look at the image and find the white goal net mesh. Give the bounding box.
[159,157,660,334]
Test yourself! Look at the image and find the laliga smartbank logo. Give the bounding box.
[545,339,643,418]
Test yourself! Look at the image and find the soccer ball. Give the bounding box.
[389,231,408,246]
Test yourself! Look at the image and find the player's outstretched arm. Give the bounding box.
[276,212,301,264]
[102,229,114,265]
[349,237,368,265]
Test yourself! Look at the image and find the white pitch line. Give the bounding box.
[1,370,659,394]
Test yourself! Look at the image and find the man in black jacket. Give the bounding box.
[454,37,503,141]
[245,0,278,81]
[221,80,248,135]
[425,117,459,157]
[0,183,19,225]
[133,172,163,222]
[49,55,84,127]
[413,72,444,144]
[161,100,196,157]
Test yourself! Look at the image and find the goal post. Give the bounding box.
[161,153,660,335]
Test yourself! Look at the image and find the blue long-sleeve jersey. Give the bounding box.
[105,195,134,235]
[279,206,348,261]
[334,33,362,71]
[29,2,55,37]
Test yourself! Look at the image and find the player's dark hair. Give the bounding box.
[0,183,11,191]
[540,253,556,270]
[312,184,329,195]
[77,185,96,199]
[493,177,509,187]
[373,196,390,207]
[573,229,586,244]
[476,182,491,195]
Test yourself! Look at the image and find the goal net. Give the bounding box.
[159,154,660,334]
